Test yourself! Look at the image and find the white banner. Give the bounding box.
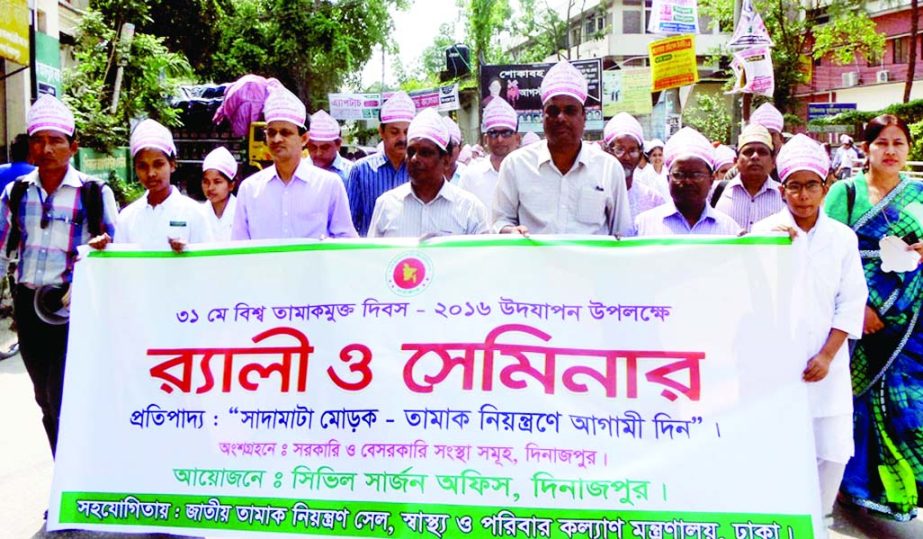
[647,0,699,35]
[49,236,822,538]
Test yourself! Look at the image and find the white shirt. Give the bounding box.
[493,141,631,235]
[368,179,488,238]
[457,157,499,210]
[752,209,867,418]
[116,187,213,249]
[202,195,237,242]
[634,164,670,198]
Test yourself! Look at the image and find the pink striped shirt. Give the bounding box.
[713,177,784,232]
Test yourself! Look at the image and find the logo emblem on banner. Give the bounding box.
[387,252,433,296]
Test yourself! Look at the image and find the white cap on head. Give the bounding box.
[644,139,664,154]
[130,119,176,159]
[483,97,518,131]
[202,146,238,180]
[442,116,462,145]
[839,134,853,145]
[664,127,715,171]
[407,108,450,151]
[776,134,831,182]
[308,110,341,142]
[263,82,307,129]
[750,103,784,133]
[521,132,541,146]
[27,94,75,137]
[713,145,737,169]
[540,60,588,105]
[380,91,416,124]
[603,113,644,147]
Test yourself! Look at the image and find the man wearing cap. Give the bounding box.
[831,135,858,180]
[307,110,353,185]
[603,113,664,235]
[442,116,466,183]
[714,124,784,232]
[635,127,740,236]
[750,103,786,157]
[347,91,415,236]
[0,95,118,455]
[233,83,356,240]
[368,109,487,238]
[520,132,541,147]
[493,60,631,236]
[458,97,521,209]
[752,135,866,521]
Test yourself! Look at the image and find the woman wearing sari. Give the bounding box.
[825,114,923,521]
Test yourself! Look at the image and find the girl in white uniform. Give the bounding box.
[201,146,238,242]
[114,119,212,251]
[752,134,868,527]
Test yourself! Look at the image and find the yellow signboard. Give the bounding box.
[648,34,699,92]
[603,68,654,116]
[0,0,30,65]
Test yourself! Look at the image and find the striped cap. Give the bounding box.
[130,119,176,158]
[442,116,462,144]
[202,146,238,180]
[540,60,588,105]
[750,103,783,133]
[664,127,715,171]
[27,94,75,137]
[407,108,450,151]
[483,97,518,131]
[308,110,341,142]
[263,83,306,129]
[380,91,416,124]
[603,113,644,147]
[776,134,830,182]
[713,145,738,169]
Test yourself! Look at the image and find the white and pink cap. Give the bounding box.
[130,119,176,158]
[27,94,75,137]
[750,103,784,133]
[603,112,644,146]
[202,146,238,180]
[664,127,715,171]
[263,82,306,129]
[540,60,588,105]
[407,108,450,151]
[380,91,416,124]
[442,116,462,145]
[309,110,341,141]
[483,97,518,131]
[713,145,737,169]
[521,132,541,146]
[776,134,830,182]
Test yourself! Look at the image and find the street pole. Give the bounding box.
[731,0,743,146]
[109,23,135,115]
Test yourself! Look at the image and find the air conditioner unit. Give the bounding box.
[877,69,890,83]
[841,72,859,87]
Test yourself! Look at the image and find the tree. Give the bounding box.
[698,0,885,114]
[510,0,567,62]
[63,0,193,153]
[138,0,231,76]
[462,0,513,69]
[211,0,406,110]
[683,93,732,142]
[905,0,919,103]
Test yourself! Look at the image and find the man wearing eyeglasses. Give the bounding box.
[603,113,664,236]
[713,124,784,233]
[457,97,521,209]
[0,95,118,455]
[492,60,631,236]
[634,127,740,236]
[232,83,357,240]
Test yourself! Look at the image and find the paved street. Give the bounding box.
[2,342,922,538]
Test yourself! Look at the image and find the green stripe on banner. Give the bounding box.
[59,492,814,537]
[86,235,791,259]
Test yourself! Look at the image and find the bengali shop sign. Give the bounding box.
[649,35,699,92]
[50,236,822,538]
[328,85,460,121]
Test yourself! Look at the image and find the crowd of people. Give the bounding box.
[3,57,922,536]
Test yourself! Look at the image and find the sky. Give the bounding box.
[359,1,464,89]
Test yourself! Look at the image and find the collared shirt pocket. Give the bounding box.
[576,186,608,225]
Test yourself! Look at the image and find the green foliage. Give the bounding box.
[511,0,566,62]
[909,120,923,162]
[211,0,405,110]
[697,0,885,114]
[139,0,230,75]
[682,92,732,143]
[63,3,193,153]
[810,99,923,127]
[463,0,513,68]
[107,170,146,207]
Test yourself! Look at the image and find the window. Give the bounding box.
[623,11,642,34]
[644,0,654,34]
[894,37,910,64]
[585,18,596,37]
[571,27,582,46]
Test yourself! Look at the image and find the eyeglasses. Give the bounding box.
[486,129,515,139]
[543,105,582,118]
[669,171,711,182]
[264,127,299,139]
[783,180,824,194]
[607,145,641,157]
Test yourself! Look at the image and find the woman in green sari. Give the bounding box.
[825,114,923,521]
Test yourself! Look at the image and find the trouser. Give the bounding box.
[13,284,69,457]
[818,458,847,518]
